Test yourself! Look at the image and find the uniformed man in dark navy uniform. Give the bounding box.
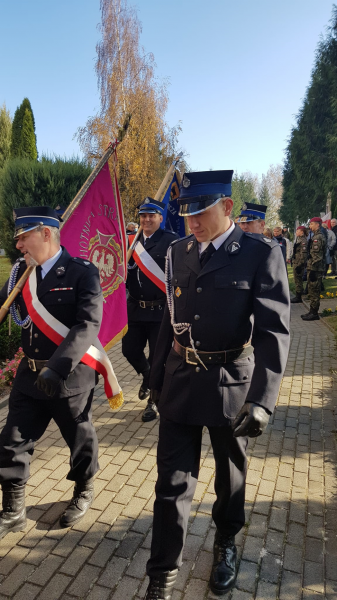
[122,198,179,422]
[143,171,290,599]
[237,201,267,234]
[0,207,103,539]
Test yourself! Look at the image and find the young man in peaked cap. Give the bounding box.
[143,171,290,598]
[122,198,179,422]
[0,206,103,539]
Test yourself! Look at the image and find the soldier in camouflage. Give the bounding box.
[301,218,326,321]
[291,226,308,303]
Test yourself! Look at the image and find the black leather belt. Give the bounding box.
[129,295,166,309]
[173,339,253,365]
[25,354,48,372]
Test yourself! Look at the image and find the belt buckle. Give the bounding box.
[28,357,36,372]
[139,301,146,309]
[185,347,198,365]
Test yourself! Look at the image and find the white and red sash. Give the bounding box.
[128,235,166,293]
[22,268,123,409]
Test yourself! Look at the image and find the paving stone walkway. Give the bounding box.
[0,305,336,599]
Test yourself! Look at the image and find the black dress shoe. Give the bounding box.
[209,532,237,595]
[0,485,27,540]
[139,368,151,400]
[144,569,178,600]
[142,400,158,422]
[60,478,94,527]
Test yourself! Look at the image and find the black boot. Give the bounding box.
[209,531,237,595]
[301,311,320,321]
[60,478,94,527]
[0,484,27,540]
[144,569,178,600]
[139,367,151,400]
[291,293,303,303]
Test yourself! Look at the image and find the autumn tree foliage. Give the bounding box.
[77,0,185,221]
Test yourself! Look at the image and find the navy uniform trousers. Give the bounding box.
[147,416,247,574]
[0,385,98,486]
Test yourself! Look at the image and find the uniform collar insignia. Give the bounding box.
[263,237,272,243]
[228,241,240,254]
[56,266,65,276]
[186,240,194,252]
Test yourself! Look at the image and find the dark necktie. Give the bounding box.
[143,236,147,247]
[36,265,42,286]
[200,243,215,268]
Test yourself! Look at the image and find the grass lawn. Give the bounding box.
[0,257,11,288]
[287,264,337,297]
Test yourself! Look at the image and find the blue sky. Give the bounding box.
[0,0,335,177]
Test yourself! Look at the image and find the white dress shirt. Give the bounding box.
[199,221,235,255]
[40,248,62,279]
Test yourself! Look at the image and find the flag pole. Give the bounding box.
[61,114,131,229]
[126,152,183,263]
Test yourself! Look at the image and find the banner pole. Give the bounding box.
[126,152,183,263]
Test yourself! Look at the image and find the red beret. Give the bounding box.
[310,217,322,223]
[296,225,307,231]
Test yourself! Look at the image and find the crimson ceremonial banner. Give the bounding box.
[60,161,128,350]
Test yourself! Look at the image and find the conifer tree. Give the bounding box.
[280,6,337,225]
[19,109,38,159]
[0,103,12,169]
[10,98,37,159]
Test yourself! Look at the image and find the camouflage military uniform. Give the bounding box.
[292,236,308,297]
[307,231,326,313]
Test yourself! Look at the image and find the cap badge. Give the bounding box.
[183,176,190,188]
[242,203,247,210]
[13,210,17,220]
[145,198,150,204]
[228,241,240,254]
[186,241,194,253]
[175,287,182,298]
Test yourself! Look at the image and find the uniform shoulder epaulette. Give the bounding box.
[71,257,91,268]
[170,233,193,248]
[164,229,180,236]
[244,232,278,248]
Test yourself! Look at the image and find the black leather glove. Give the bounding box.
[295,264,303,274]
[150,389,161,407]
[232,402,270,438]
[36,367,62,397]
[309,270,317,282]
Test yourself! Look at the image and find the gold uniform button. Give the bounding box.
[196,287,202,293]
[34,333,38,338]
[195,341,201,347]
[196,367,201,373]
[35,348,39,353]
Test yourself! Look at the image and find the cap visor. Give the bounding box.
[178,196,223,217]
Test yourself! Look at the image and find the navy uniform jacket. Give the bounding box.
[0,247,103,398]
[150,225,290,426]
[127,228,179,323]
